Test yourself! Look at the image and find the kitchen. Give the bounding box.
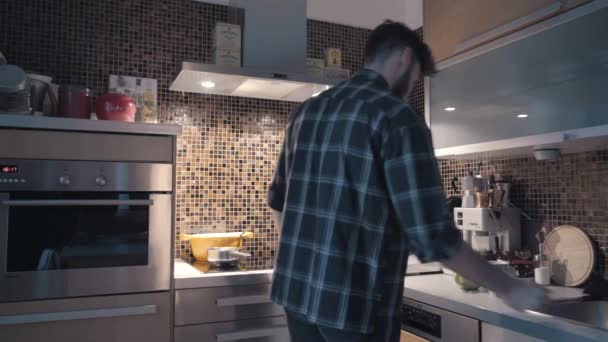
[0,0,607,341]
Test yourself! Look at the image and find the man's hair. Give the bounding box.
[365,20,436,76]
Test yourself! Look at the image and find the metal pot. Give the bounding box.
[180,231,254,262]
[207,247,251,267]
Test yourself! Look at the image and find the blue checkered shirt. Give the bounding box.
[268,69,462,340]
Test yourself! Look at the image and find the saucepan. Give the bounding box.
[207,247,252,267]
[180,231,254,262]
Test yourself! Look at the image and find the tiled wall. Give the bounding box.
[440,152,608,277]
[1,0,423,269]
[9,0,601,277]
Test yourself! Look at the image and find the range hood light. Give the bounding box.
[444,107,456,111]
[201,81,215,88]
[517,113,529,118]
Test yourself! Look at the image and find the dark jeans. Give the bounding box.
[285,310,385,342]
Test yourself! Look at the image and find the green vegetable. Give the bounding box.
[455,274,480,291]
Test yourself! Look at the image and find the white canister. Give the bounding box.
[534,266,551,285]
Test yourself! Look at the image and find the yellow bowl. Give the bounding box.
[180,232,254,262]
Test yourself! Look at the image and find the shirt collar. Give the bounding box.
[351,69,391,91]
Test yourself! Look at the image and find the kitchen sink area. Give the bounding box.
[532,300,608,332]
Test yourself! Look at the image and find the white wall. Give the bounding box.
[194,0,423,29]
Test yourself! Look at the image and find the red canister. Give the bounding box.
[58,85,91,119]
[96,93,136,122]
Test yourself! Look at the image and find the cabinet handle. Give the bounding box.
[455,2,562,53]
[0,199,154,207]
[216,294,272,307]
[216,326,287,341]
[0,305,157,325]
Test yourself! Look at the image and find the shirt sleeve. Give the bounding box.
[381,112,463,263]
[267,142,287,212]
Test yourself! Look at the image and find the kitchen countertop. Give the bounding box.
[404,274,607,342]
[174,259,273,289]
[0,114,181,136]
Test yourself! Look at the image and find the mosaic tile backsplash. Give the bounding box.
[4,0,605,276]
[2,0,416,269]
[440,152,608,278]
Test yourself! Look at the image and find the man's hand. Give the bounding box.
[497,279,549,312]
[441,243,552,312]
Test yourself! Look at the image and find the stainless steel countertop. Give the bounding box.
[0,114,181,136]
[405,274,607,342]
[174,259,273,289]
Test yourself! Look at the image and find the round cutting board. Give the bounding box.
[543,225,595,287]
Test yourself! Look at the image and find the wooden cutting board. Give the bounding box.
[543,225,595,287]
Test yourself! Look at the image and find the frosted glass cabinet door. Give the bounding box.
[429,4,608,150]
[481,322,545,342]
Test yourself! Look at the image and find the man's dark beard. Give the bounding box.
[391,70,412,99]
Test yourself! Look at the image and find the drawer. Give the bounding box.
[175,284,284,326]
[0,129,173,162]
[0,292,171,342]
[174,316,289,342]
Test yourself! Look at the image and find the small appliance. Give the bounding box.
[58,84,90,119]
[0,64,30,114]
[454,208,521,254]
[27,73,57,116]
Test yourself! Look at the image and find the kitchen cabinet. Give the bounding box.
[424,0,590,62]
[482,322,545,342]
[174,283,284,326]
[174,282,287,342]
[0,292,171,342]
[427,1,608,158]
[175,316,289,342]
[400,330,430,342]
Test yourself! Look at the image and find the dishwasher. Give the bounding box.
[401,298,480,342]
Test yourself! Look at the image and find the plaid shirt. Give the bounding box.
[268,69,462,340]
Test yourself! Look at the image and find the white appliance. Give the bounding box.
[454,208,521,253]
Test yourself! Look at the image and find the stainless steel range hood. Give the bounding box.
[170,0,334,102]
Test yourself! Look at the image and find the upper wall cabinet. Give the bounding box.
[426,1,608,158]
[424,0,590,62]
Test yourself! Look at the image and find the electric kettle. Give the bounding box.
[27,73,57,116]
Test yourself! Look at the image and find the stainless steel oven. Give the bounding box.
[0,159,173,303]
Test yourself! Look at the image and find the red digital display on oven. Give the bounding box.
[1,165,18,174]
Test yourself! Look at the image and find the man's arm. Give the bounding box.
[268,140,287,232]
[441,243,547,311]
[272,210,283,231]
[382,114,547,311]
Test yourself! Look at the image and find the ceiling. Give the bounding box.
[197,0,423,29]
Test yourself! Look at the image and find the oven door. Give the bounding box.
[0,192,171,303]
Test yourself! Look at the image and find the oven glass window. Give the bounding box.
[6,192,149,272]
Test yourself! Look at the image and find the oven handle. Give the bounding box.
[0,199,154,207]
[0,304,157,325]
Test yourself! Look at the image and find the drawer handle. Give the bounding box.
[0,305,157,325]
[0,199,154,207]
[216,295,273,307]
[216,326,288,341]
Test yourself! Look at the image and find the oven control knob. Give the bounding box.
[95,176,107,186]
[59,175,71,185]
